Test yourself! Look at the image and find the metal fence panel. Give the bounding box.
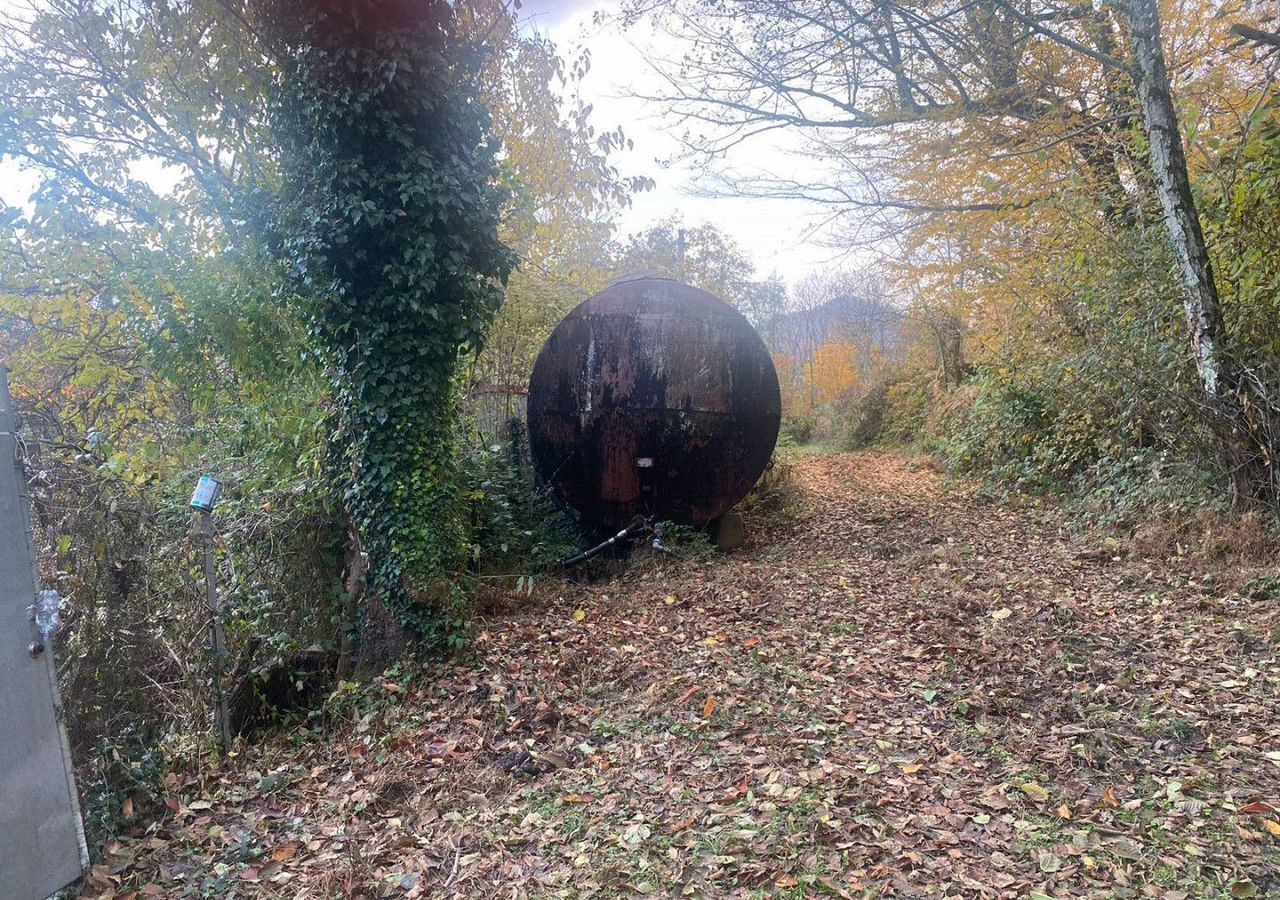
[0,367,87,899]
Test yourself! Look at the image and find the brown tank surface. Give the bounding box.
[526,277,782,532]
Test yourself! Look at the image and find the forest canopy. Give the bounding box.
[625,0,1280,510]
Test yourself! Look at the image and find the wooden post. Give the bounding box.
[199,509,232,751]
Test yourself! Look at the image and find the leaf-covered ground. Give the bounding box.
[88,452,1280,899]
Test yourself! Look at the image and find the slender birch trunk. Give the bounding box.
[1125,0,1276,503]
[1125,0,1227,402]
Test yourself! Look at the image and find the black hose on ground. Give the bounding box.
[562,516,649,568]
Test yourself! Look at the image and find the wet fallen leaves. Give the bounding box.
[86,453,1280,898]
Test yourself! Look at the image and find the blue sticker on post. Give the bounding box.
[190,476,223,512]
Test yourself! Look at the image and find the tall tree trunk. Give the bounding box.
[353,592,408,678]
[928,321,954,389]
[1126,0,1226,402]
[926,313,967,390]
[1125,0,1277,504]
[334,520,366,680]
[946,323,968,386]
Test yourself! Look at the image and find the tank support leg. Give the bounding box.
[711,511,746,552]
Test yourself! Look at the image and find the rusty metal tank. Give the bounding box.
[526,277,782,532]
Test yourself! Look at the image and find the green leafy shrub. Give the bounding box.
[843,369,935,449]
[460,420,581,585]
[937,328,1216,512]
[781,414,816,444]
[881,376,933,444]
[78,727,168,854]
[654,522,716,559]
[1074,449,1221,529]
[742,447,806,524]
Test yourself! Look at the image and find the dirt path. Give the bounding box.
[93,453,1280,899]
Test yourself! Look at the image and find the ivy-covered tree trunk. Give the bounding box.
[263,0,513,665]
[1125,0,1279,505]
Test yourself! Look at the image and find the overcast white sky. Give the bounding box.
[0,0,848,288]
[519,0,849,286]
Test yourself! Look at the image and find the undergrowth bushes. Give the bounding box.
[460,419,581,588]
[936,305,1229,526]
[837,345,1277,549]
[835,209,1278,541]
[780,414,816,445]
[742,438,806,524]
[843,369,935,449]
[18,392,346,850]
[19,399,584,850]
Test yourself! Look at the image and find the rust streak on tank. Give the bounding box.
[527,278,782,532]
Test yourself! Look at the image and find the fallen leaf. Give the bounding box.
[1037,851,1063,873]
[702,696,716,717]
[1105,836,1143,860]
[818,876,852,898]
[723,775,750,801]
[1231,878,1259,898]
[671,814,699,833]
[619,823,650,847]
[1020,782,1049,802]
[676,685,701,704]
